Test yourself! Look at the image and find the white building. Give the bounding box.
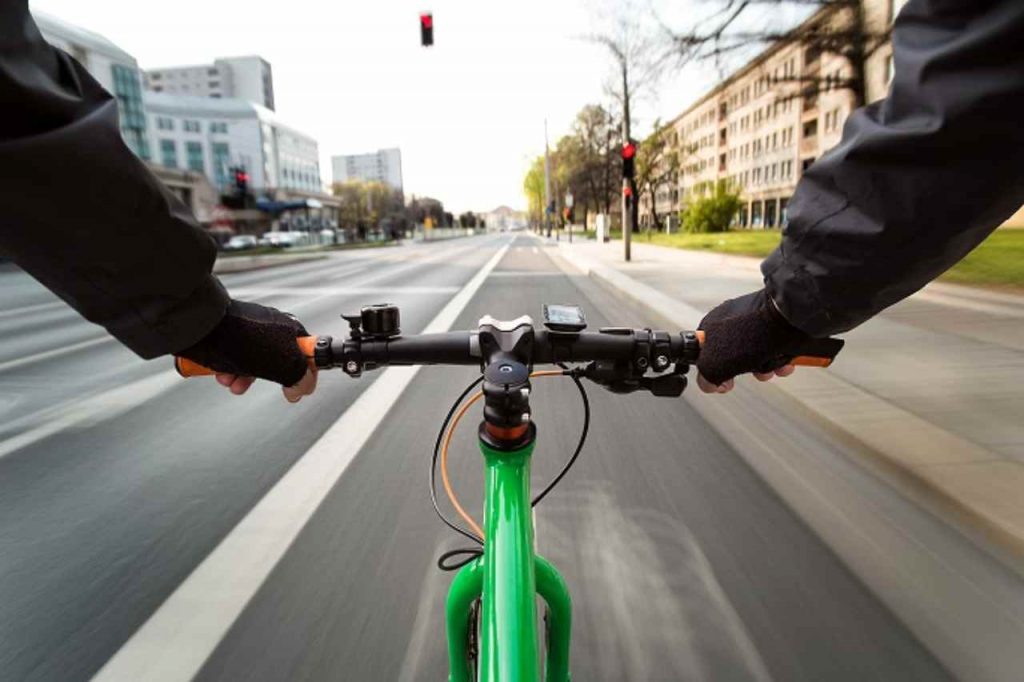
[331,148,403,191]
[34,11,150,160]
[144,92,322,194]
[145,56,275,110]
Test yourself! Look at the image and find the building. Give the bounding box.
[641,0,903,230]
[145,56,275,110]
[34,11,150,160]
[331,148,404,192]
[144,92,322,194]
[483,206,527,232]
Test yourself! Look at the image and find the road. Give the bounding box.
[0,235,952,681]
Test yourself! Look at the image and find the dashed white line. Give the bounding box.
[0,372,180,460]
[0,336,111,374]
[0,301,66,319]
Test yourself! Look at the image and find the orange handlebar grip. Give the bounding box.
[174,336,319,378]
[791,356,833,368]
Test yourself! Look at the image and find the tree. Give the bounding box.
[669,1,891,108]
[459,211,479,228]
[587,0,667,259]
[680,180,743,233]
[523,157,546,230]
[332,180,405,240]
[635,119,680,234]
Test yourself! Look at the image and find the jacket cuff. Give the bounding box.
[109,275,230,359]
[762,248,834,337]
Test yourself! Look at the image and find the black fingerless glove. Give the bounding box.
[177,299,309,386]
[697,289,811,386]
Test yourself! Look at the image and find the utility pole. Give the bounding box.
[620,63,633,262]
[544,119,552,238]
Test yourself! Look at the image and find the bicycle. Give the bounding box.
[175,302,842,682]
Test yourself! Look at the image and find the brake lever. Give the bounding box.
[581,361,689,397]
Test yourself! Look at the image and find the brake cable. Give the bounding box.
[432,367,591,571]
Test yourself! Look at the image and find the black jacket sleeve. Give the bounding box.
[762,0,1024,336]
[0,1,228,358]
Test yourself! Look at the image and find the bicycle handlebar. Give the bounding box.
[174,326,843,378]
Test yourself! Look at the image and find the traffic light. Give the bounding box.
[621,141,637,179]
[221,167,252,209]
[233,167,249,194]
[420,13,433,46]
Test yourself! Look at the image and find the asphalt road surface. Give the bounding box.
[0,236,953,681]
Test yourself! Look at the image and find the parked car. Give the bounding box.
[260,231,308,248]
[223,235,259,251]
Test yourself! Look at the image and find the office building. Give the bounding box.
[331,148,404,192]
[34,11,150,160]
[145,56,275,111]
[144,92,322,194]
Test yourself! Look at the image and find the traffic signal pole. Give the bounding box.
[621,65,632,262]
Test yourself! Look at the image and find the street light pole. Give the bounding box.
[544,119,552,238]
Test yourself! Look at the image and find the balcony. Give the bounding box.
[800,135,819,156]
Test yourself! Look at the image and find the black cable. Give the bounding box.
[531,364,590,507]
[431,375,485,546]
[438,547,484,572]
[431,365,590,571]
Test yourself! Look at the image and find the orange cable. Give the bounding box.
[442,390,486,540]
[440,370,567,543]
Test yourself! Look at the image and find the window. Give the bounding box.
[209,81,221,89]
[209,122,228,134]
[150,72,163,80]
[160,139,177,168]
[803,119,818,138]
[208,68,219,76]
[183,120,200,133]
[212,142,230,187]
[185,142,205,173]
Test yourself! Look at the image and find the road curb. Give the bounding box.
[555,242,1024,573]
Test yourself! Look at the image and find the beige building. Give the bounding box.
[643,0,904,229]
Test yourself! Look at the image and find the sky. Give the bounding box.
[30,0,737,213]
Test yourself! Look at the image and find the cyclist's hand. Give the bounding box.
[696,289,808,394]
[177,299,317,403]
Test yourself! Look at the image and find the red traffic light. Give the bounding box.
[420,12,434,46]
[623,185,633,197]
[621,142,637,160]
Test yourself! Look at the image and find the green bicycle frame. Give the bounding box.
[446,434,572,682]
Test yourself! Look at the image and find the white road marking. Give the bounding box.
[0,372,180,460]
[0,336,111,374]
[0,301,66,319]
[327,263,372,280]
[92,240,512,682]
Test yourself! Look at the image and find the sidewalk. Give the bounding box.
[556,238,1024,569]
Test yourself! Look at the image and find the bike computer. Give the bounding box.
[542,304,587,333]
